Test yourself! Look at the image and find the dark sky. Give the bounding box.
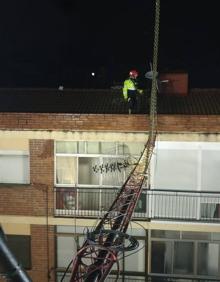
[0,0,220,88]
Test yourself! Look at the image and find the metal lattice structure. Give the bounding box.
[69,1,160,281]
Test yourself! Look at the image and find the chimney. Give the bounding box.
[159,72,188,96]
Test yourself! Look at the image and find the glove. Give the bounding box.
[138,89,143,94]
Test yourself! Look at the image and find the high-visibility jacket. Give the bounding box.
[123,78,142,100]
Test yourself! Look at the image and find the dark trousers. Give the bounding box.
[128,90,138,113]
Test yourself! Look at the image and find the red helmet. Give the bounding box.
[129,69,139,79]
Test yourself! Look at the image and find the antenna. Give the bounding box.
[145,61,169,92]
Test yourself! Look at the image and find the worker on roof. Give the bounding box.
[123,69,143,114]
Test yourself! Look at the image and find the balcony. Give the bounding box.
[54,188,220,222]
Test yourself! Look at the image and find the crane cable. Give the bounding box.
[143,0,160,179]
[149,0,160,140]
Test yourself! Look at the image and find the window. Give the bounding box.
[55,141,145,187]
[56,226,146,281]
[152,142,220,192]
[56,226,92,281]
[0,151,29,184]
[0,235,31,271]
[150,230,220,279]
[55,141,146,214]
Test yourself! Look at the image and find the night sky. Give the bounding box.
[0,0,220,88]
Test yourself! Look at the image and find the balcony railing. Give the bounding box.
[54,188,220,222]
[56,272,220,282]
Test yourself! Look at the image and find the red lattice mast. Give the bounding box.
[69,0,160,279]
[69,133,156,282]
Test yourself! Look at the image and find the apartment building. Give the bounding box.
[0,87,219,282]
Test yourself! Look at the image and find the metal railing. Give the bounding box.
[54,188,220,222]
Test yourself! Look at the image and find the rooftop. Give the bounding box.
[0,88,219,115]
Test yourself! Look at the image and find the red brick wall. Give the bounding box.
[28,225,55,282]
[0,113,219,132]
[30,140,54,216]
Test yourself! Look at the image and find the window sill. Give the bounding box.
[0,183,31,188]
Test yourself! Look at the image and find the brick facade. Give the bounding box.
[0,113,219,132]
[0,111,219,282]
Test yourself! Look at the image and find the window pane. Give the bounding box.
[56,156,77,184]
[100,142,116,154]
[78,142,85,154]
[102,158,125,186]
[197,243,219,276]
[0,155,29,184]
[118,142,144,156]
[57,236,77,268]
[87,142,99,154]
[78,158,99,185]
[174,242,194,274]
[56,141,77,153]
[6,235,31,270]
[125,240,145,272]
[151,241,172,273]
[154,149,198,190]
